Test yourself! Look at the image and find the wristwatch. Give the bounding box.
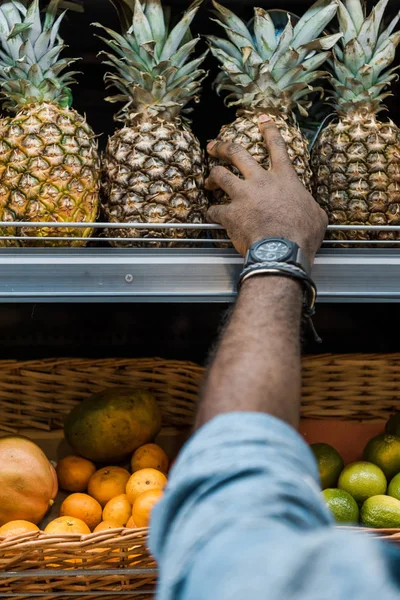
[238,237,317,319]
[244,237,311,276]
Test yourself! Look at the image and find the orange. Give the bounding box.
[126,515,137,528]
[56,455,96,492]
[0,520,39,537]
[102,494,132,526]
[44,516,90,535]
[88,466,131,507]
[132,489,163,528]
[126,468,167,504]
[131,444,169,474]
[60,493,102,531]
[93,520,123,532]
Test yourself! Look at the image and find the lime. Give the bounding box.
[388,472,400,500]
[361,495,400,528]
[311,443,344,489]
[338,461,387,504]
[386,412,400,436]
[322,488,359,524]
[363,433,400,481]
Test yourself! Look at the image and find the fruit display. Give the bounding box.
[206,0,341,216]
[64,388,162,462]
[97,0,209,247]
[312,0,400,242]
[0,386,168,537]
[41,447,166,533]
[314,412,400,528]
[0,0,100,247]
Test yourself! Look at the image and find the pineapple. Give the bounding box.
[0,0,100,247]
[96,0,208,247]
[312,0,400,243]
[207,0,341,218]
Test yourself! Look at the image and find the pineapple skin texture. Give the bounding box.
[102,117,208,248]
[210,112,312,240]
[312,114,400,242]
[0,102,100,247]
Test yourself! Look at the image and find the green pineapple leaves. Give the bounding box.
[331,0,400,113]
[95,0,207,121]
[207,0,341,117]
[0,0,80,111]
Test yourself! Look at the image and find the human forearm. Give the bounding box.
[196,276,303,429]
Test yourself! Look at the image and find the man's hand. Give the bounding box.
[206,115,328,262]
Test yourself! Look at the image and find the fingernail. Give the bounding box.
[207,140,216,151]
[259,114,273,124]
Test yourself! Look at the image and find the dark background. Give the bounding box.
[1,0,400,362]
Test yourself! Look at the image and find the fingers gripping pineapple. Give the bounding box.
[0,0,100,247]
[97,0,208,247]
[312,0,400,243]
[207,0,341,222]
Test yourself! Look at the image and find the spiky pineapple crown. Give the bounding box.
[330,0,400,114]
[208,0,342,117]
[94,0,207,122]
[0,0,80,112]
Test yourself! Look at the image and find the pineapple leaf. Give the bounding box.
[25,0,41,44]
[211,0,253,42]
[205,35,242,63]
[160,0,201,61]
[343,0,365,30]
[144,0,165,48]
[173,50,208,81]
[337,1,358,45]
[7,22,31,40]
[296,32,342,64]
[253,8,277,60]
[377,10,400,49]
[268,15,293,70]
[131,0,154,52]
[209,45,244,76]
[357,0,389,61]
[292,0,339,47]
[169,38,199,67]
[371,34,400,80]
[343,38,367,72]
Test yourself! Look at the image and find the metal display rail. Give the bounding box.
[0,223,400,302]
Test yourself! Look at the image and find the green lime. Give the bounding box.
[388,472,400,500]
[338,461,387,504]
[361,495,400,528]
[386,413,400,436]
[363,433,400,481]
[311,443,344,489]
[322,488,359,524]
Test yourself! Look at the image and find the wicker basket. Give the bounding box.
[0,354,400,598]
[0,358,203,599]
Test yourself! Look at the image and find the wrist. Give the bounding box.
[240,272,303,300]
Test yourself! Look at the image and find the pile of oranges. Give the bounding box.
[0,443,169,537]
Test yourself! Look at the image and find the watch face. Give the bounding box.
[254,240,291,262]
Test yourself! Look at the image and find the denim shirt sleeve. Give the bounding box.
[149,413,400,600]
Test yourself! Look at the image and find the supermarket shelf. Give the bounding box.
[1,248,400,303]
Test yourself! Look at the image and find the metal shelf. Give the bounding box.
[0,247,400,303]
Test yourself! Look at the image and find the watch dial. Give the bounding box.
[254,240,290,262]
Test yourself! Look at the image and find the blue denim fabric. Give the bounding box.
[149,413,400,599]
